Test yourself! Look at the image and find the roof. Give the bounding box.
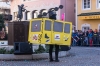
[78,12,100,16]
[0,2,10,9]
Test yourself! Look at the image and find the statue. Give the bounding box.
[17,4,26,21]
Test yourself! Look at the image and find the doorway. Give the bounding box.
[81,23,90,32]
[82,26,90,32]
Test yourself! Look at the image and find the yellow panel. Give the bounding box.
[52,20,64,44]
[62,22,72,46]
[41,18,53,44]
[28,18,43,44]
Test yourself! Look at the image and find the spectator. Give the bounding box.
[98,30,100,45]
[72,30,77,46]
[93,29,98,46]
[88,30,93,47]
[83,30,89,46]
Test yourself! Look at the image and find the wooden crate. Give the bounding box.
[8,21,29,45]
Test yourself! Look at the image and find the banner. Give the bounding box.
[61,13,65,21]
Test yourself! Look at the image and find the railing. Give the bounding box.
[71,36,100,47]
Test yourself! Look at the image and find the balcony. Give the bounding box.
[0,0,10,9]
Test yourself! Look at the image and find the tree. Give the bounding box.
[0,14,5,31]
[0,14,6,40]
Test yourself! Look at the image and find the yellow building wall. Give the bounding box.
[77,0,100,30]
[78,19,100,30]
[77,0,100,14]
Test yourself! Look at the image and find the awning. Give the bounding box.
[78,12,100,20]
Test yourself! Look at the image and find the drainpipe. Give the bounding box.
[75,0,78,30]
[65,0,66,21]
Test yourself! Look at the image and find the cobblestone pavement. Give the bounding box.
[0,47,100,66]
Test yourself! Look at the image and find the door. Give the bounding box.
[52,21,63,44]
[28,19,42,44]
[82,26,90,31]
[42,18,52,44]
[63,22,72,46]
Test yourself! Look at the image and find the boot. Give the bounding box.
[49,45,54,62]
[55,45,59,62]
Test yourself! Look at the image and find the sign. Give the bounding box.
[79,15,100,20]
[33,34,38,41]
[55,34,60,40]
[0,41,8,46]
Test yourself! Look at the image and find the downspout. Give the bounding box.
[75,0,78,30]
[64,0,66,21]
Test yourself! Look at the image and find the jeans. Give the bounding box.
[93,37,98,45]
[72,39,76,46]
[84,37,88,45]
[89,39,93,47]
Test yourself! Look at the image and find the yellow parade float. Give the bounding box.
[28,18,72,47]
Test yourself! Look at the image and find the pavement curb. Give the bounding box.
[0,51,70,60]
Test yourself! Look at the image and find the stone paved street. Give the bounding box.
[0,47,100,66]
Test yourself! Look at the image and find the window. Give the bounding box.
[53,22,63,32]
[34,11,38,18]
[31,20,41,32]
[97,0,100,8]
[45,20,52,31]
[27,12,31,20]
[82,0,91,10]
[25,11,31,20]
[13,12,18,20]
[64,23,70,33]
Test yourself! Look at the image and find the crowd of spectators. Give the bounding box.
[72,29,100,47]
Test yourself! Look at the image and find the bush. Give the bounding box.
[33,45,45,54]
[0,48,6,54]
[0,48,14,54]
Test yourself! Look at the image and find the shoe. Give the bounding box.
[55,60,59,62]
[50,59,54,62]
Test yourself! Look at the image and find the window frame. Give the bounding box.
[82,0,91,10]
[96,0,100,9]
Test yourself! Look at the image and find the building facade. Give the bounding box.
[10,0,75,27]
[0,2,10,33]
[76,0,100,31]
[0,1,10,46]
